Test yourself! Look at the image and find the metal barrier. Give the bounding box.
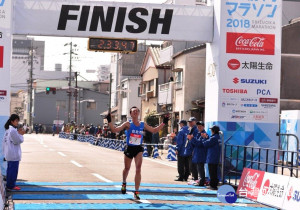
[58,132,171,158]
[223,144,300,187]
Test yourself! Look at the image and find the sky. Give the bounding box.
[32,0,166,81]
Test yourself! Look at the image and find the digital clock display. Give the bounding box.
[88,38,137,53]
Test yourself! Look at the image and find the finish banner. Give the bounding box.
[12,0,213,42]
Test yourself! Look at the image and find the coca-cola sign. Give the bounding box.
[237,168,265,200]
[226,32,275,55]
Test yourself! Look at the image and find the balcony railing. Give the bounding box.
[174,81,183,90]
[158,82,173,105]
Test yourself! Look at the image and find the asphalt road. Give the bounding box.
[18,134,178,183]
[7,134,272,209]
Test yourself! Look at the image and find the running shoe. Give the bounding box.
[121,183,126,194]
[7,186,21,191]
[134,191,140,200]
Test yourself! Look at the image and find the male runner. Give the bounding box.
[106,106,169,200]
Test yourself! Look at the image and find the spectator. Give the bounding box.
[174,120,190,181]
[199,125,220,190]
[89,124,95,136]
[191,121,209,186]
[52,124,57,136]
[2,114,25,190]
[187,117,198,181]
[34,124,39,134]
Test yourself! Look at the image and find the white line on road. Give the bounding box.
[127,192,151,203]
[57,152,66,157]
[144,157,177,168]
[43,145,48,148]
[49,148,54,151]
[92,173,113,183]
[70,160,83,168]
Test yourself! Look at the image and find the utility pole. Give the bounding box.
[28,43,33,130]
[68,42,72,123]
[64,42,78,123]
[26,40,38,131]
[109,73,112,113]
[74,72,78,124]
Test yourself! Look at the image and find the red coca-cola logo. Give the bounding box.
[227,59,240,70]
[235,36,265,48]
[262,179,270,196]
[287,186,293,201]
[226,33,275,55]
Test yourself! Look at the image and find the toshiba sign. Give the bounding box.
[226,32,275,55]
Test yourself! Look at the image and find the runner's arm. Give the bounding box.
[108,121,130,133]
[144,122,165,134]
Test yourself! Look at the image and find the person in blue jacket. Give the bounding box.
[187,117,199,180]
[175,120,191,181]
[191,121,209,186]
[200,125,221,190]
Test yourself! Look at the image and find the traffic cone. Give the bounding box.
[153,145,159,159]
[169,145,177,161]
[143,145,149,157]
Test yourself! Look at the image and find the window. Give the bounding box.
[175,71,183,90]
[141,83,146,95]
[149,80,155,91]
[138,87,141,97]
[87,102,96,110]
[56,100,66,109]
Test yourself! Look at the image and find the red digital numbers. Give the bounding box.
[90,38,137,53]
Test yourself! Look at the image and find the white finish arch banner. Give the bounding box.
[13,0,213,42]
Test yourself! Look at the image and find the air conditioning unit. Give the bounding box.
[146,90,154,98]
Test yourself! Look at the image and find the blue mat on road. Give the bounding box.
[12,193,255,204]
[15,187,217,195]
[14,203,275,210]
[16,182,203,189]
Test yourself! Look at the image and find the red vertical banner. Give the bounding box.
[0,46,3,68]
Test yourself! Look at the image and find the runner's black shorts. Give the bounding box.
[124,145,144,159]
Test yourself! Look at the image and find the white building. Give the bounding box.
[97,65,110,82]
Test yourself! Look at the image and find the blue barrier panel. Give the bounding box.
[15,182,204,189]
[14,187,217,195]
[13,203,275,210]
[12,194,255,204]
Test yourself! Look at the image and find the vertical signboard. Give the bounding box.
[206,0,282,170]
[0,0,12,180]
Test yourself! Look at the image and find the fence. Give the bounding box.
[58,132,175,159]
[223,133,300,187]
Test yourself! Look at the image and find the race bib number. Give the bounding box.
[129,133,141,145]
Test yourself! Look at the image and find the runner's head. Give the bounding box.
[129,106,140,118]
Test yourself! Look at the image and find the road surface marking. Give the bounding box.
[43,145,48,148]
[92,173,112,183]
[49,149,54,151]
[144,157,177,168]
[57,152,66,157]
[70,160,83,168]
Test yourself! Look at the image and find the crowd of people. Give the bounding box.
[60,122,126,139]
